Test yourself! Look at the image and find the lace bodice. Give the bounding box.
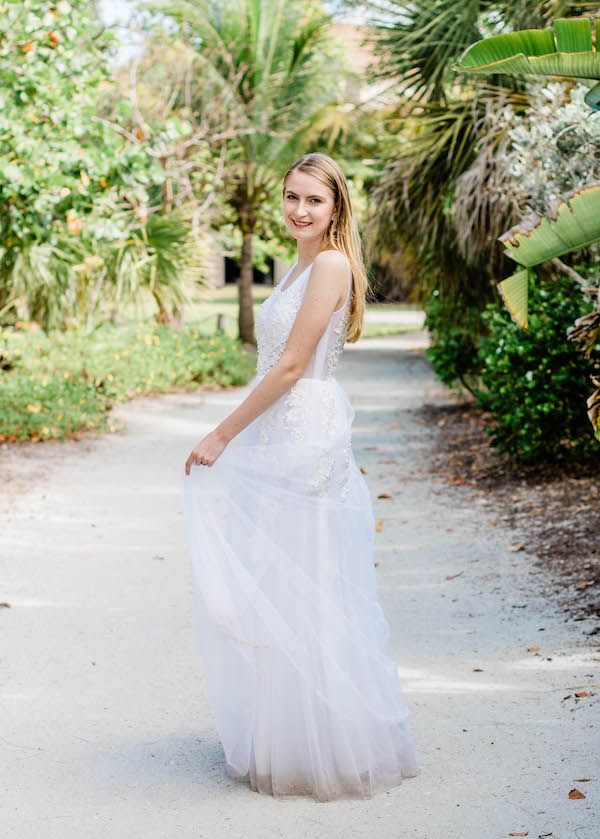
[255,258,352,380]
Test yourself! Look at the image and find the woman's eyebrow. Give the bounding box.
[285,191,325,199]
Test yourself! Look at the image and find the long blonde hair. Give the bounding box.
[282,152,367,343]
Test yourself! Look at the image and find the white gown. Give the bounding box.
[182,258,421,801]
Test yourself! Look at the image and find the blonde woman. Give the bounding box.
[182,152,421,801]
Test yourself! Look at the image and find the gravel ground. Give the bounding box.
[1,331,598,838]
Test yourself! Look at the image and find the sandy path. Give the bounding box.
[1,332,597,838]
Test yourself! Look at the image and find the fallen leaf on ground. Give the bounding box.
[375,520,383,532]
[507,543,525,552]
[445,572,463,580]
[472,667,483,672]
[377,492,393,499]
[568,788,586,799]
[527,646,540,653]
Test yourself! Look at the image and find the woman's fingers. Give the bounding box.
[185,431,227,474]
[185,449,212,475]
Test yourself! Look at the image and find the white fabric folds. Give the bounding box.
[181,259,421,801]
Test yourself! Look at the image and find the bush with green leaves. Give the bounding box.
[0,0,200,330]
[424,289,485,396]
[476,276,598,464]
[0,321,256,441]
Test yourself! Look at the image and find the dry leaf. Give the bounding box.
[472,667,483,672]
[508,833,529,837]
[507,543,525,552]
[527,646,540,653]
[568,788,586,799]
[359,465,367,475]
[489,519,498,526]
[445,572,463,580]
[377,492,393,499]
[574,691,589,698]
[375,520,383,532]
[576,581,593,590]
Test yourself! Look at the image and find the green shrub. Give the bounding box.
[476,276,598,464]
[424,290,485,395]
[0,322,256,441]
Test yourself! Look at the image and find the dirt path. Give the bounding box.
[1,333,598,838]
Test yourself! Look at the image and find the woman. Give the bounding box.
[182,152,421,802]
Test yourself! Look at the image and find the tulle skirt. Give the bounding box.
[181,374,421,801]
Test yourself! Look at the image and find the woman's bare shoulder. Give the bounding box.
[313,249,350,271]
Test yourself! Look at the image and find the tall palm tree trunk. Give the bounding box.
[238,224,256,345]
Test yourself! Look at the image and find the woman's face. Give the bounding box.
[282,170,336,244]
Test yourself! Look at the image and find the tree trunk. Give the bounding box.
[238,226,256,345]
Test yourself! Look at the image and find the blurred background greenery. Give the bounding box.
[1,0,599,465]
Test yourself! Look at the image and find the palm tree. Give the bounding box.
[143,0,347,344]
[360,0,592,298]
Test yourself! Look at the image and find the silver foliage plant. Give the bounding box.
[499,81,600,216]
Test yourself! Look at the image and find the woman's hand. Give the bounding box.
[184,428,229,475]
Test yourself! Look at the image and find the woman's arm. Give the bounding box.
[184,250,349,473]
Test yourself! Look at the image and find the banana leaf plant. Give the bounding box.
[496,183,600,329]
[455,17,600,110]
[455,17,600,438]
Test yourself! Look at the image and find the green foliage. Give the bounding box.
[0,322,256,441]
[0,0,196,329]
[499,82,600,216]
[476,276,599,463]
[424,289,485,396]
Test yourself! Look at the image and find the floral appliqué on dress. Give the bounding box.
[254,265,352,498]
